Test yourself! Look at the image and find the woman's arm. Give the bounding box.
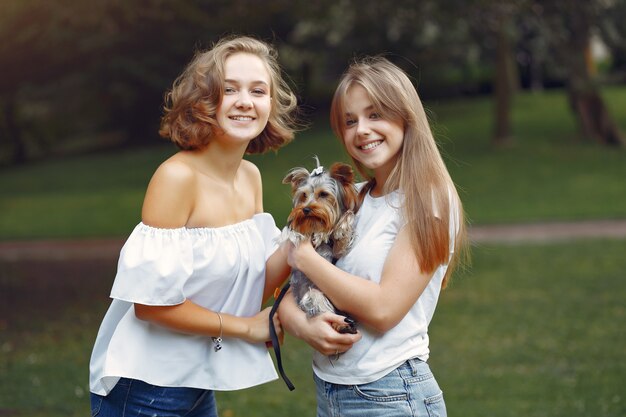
[278,290,361,355]
[263,244,291,302]
[245,161,292,302]
[288,227,435,333]
[135,301,276,343]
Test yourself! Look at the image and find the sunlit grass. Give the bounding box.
[431,240,625,416]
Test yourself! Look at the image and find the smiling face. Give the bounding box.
[215,52,272,147]
[341,84,405,186]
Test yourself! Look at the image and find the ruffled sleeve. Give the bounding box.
[110,223,194,305]
[252,213,281,260]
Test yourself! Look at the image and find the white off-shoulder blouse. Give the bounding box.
[89,213,280,396]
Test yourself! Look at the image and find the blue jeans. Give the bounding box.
[315,358,447,417]
[90,378,218,417]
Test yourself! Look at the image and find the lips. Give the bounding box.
[229,115,255,121]
[359,140,383,151]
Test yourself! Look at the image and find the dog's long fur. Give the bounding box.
[278,159,358,333]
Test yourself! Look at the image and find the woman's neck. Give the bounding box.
[190,142,247,184]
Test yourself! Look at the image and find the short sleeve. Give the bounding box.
[252,213,281,260]
[110,223,194,305]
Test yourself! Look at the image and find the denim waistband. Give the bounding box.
[396,357,433,381]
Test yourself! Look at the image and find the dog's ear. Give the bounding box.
[329,163,358,212]
[331,211,355,258]
[282,168,310,193]
[341,183,359,212]
[329,163,354,186]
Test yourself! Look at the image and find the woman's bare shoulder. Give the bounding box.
[240,159,263,211]
[141,155,197,228]
[240,159,261,180]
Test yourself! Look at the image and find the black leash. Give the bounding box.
[268,282,295,391]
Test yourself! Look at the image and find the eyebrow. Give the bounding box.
[224,79,269,86]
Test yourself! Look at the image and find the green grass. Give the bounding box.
[1,87,626,240]
[1,240,624,416]
[432,241,625,416]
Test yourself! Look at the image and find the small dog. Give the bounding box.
[279,158,358,334]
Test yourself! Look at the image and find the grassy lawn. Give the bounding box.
[1,239,624,416]
[433,240,625,416]
[1,87,626,240]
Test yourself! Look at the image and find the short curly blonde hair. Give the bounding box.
[159,36,298,153]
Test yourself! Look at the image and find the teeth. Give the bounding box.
[361,141,382,150]
[230,116,254,121]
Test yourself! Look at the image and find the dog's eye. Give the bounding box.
[318,191,329,198]
[298,193,308,203]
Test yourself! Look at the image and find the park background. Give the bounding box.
[0,0,624,416]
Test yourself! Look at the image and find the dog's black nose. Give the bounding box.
[302,207,312,215]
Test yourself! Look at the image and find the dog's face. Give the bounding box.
[283,162,357,237]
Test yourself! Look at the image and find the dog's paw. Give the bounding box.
[337,325,358,334]
[333,316,358,334]
[275,227,305,246]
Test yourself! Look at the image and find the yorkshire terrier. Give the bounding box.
[278,158,359,334]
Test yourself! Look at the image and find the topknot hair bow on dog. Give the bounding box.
[310,165,324,177]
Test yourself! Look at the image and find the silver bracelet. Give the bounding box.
[212,312,223,352]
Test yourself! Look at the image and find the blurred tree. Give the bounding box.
[1,0,623,165]
[439,0,624,147]
[597,0,626,79]
[0,0,75,164]
[516,3,552,91]
[492,9,517,146]
[541,0,624,146]
[286,0,492,103]
[0,0,299,165]
[457,0,527,146]
[429,0,525,146]
[0,0,181,164]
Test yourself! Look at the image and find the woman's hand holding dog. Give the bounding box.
[278,290,361,356]
[300,313,361,356]
[286,238,318,271]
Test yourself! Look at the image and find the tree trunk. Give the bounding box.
[1,94,27,165]
[567,42,624,146]
[553,3,625,147]
[568,89,624,146]
[493,17,516,146]
[529,52,544,92]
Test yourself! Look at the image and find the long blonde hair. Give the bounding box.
[330,56,467,286]
[159,35,298,153]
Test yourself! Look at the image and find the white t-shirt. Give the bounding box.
[89,213,280,395]
[312,188,459,385]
